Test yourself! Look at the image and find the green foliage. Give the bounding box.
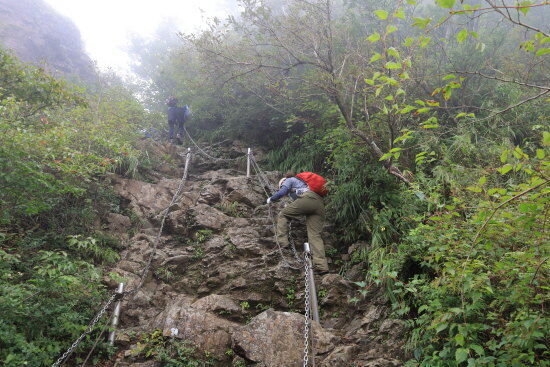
[0,47,157,366]
[0,239,110,366]
[368,141,549,366]
[132,330,215,367]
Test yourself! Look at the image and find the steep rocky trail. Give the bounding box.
[105,143,406,367]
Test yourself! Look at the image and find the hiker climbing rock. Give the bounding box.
[166,97,189,144]
[267,171,329,274]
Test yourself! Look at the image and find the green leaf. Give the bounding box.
[436,0,456,9]
[455,333,465,346]
[384,61,402,69]
[379,152,393,161]
[400,105,415,114]
[387,47,400,58]
[367,33,381,42]
[536,48,550,56]
[466,186,482,192]
[412,17,431,29]
[500,150,509,163]
[394,8,406,19]
[456,29,469,43]
[404,37,415,47]
[435,323,448,333]
[497,164,513,175]
[374,10,389,20]
[536,149,546,159]
[455,348,469,363]
[544,131,550,146]
[518,1,533,15]
[386,25,398,34]
[442,74,456,80]
[420,36,431,47]
[478,176,487,186]
[471,344,484,356]
[369,52,382,63]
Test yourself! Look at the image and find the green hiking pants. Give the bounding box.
[276,191,328,272]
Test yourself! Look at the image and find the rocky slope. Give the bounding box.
[105,142,406,367]
[0,0,95,80]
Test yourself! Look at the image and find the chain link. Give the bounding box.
[266,204,304,270]
[52,292,121,367]
[303,251,311,367]
[127,149,192,298]
[184,128,244,162]
[289,221,305,265]
[52,150,193,366]
[53,141,308,366]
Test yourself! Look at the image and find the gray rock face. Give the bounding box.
[152,295,239,360]
[107,213,132,236]
[232,310,336,367]
[0,0,95,80]
[109,144,406,366]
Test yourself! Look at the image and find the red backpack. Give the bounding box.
[296,172,328,197]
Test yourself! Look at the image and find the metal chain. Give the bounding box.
[127,149,192,298]
[265,204,303,270]
[289,221,305,264]
[303,251,311,367]
[250,153,277,192]
[52,292,121,367]
[184,128,244,162]
[52,150,193,366]
[250,154,304,270]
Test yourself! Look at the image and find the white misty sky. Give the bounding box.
[44,0,232,74]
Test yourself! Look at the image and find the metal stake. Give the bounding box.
[303,243,320,323]
[108,283,124,346]
[246,148,251,178]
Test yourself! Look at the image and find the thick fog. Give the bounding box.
[44,0,238,73]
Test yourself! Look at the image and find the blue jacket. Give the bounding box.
[270,177,309,202]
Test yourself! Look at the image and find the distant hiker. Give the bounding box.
[267,171,329,274]
[166,97,187,144]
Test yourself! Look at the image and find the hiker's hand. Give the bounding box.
[266,198,272,204]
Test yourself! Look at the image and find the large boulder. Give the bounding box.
[113,177,179,219]
[106,213,132,236]
[191,204,231,231]
[152,295,239,359]
[232,309,336,367]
